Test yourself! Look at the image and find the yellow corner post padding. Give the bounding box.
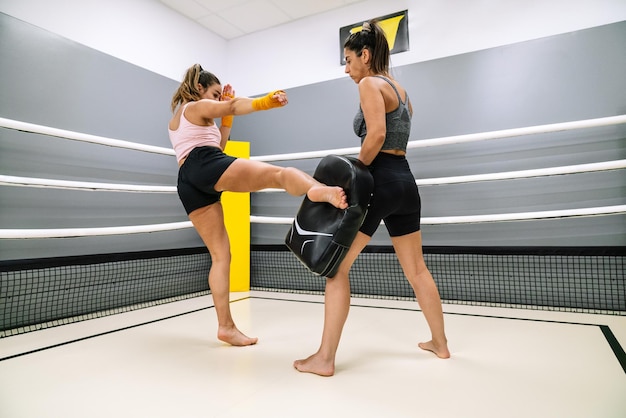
[222,141,250,291]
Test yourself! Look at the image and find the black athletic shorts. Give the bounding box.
[359,153,421,237]
[177,146,237,214]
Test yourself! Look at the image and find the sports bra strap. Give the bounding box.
[373,75,405,104]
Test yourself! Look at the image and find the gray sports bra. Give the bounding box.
[353,75,411,152]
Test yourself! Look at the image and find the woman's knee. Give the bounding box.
[212,252,232,266]
[278,166,299,182]
[326,270,350,291]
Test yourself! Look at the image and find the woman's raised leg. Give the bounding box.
[215,159,347,209]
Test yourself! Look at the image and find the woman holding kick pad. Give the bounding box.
[294,21,450,376]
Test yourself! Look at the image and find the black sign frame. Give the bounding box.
[339,10,409,65]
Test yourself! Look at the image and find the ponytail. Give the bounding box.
[343,20,390,75]
[170,64,221,112]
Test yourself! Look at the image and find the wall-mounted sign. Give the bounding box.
[339,10,409,65]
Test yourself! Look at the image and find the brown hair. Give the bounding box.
[170,64,221,112]
[343,20,390,76]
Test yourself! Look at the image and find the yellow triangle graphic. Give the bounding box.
[349,14,405,51]
[379,15,404,50]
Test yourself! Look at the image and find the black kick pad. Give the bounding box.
[285,155,374,277]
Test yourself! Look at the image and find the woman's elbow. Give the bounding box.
[372,132,386,146]
[227,99,238,115]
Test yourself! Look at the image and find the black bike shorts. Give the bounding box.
[177,146,237,214]
[359,153,421,237]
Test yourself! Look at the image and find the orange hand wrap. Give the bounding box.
[221,115,233,128]
[221,90,235,128]
[251,90,286,111]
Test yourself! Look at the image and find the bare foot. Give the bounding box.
[307,185,348,209]
[217,326,258,346]
[293,354,335,377]
[418,340,450,359]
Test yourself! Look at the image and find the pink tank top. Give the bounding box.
[168,103,222,163]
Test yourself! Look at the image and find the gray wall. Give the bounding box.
[0,13,203,261]
[1,14,624,262]
[234,22,626,246]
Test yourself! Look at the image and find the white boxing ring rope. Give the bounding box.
[252,114,626,162]
[0,176,177,193]
[2,114,625,159]
[0,117,175,156]
[3,160,626,192]
[1,206,626,239]
[1,115,625,239]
